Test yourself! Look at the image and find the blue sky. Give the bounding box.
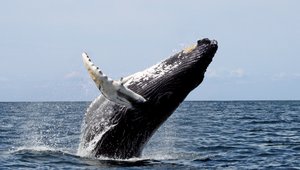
[0,1,299,101]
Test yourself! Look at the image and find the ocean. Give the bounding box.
[0,101,299,169]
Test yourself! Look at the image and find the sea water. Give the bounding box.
[0,101,299,169]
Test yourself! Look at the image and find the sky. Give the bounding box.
[0,0,299,101]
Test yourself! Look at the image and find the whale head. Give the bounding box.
[126,38,218,110]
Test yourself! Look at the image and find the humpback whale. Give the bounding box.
[78,38,218,159]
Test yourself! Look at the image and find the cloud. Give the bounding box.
[64,71,82,79]
[206,68,246,78]
[272,72,300,80]
[206,69,220,78]
[230,68,245,78]
[272,72,287,80]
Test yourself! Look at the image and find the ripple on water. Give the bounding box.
[0,101,300,169]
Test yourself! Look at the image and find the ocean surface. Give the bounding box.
[0,101,299,169]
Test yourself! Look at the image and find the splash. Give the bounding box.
[77,124,115,157]
[77,97,116,157]
[11,145,58,153]
[7,102,82,157]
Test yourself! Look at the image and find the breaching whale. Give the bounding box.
[78,38,218,159]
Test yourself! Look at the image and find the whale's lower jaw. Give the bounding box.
[79,38,218,159]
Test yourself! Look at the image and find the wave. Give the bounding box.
[9,145,167,161]
[9,145,75,157]
[4,145,208,169]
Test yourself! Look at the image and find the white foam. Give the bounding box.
[13,145,57,152]
[77,124,115,157]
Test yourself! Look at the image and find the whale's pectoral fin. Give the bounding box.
[116,83,147,105]
[82,52,147,107]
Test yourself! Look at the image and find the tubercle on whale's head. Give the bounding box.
[167,38,218,75]
[193,38,218,60]
[179,38,218,76]
[182,38,218,55]
[196,38,218,57]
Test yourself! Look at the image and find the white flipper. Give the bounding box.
[82,52,146,107]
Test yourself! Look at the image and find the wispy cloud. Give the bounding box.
[230,68,245,78]
[64,71,82,79]
[206,69,219,78]
[271,72,300,81]
[272,72,287,80]
[206,68,246,78]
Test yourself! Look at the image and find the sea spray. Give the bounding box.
[77,98,116,157]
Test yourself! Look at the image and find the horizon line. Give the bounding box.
[1,99,300,103]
